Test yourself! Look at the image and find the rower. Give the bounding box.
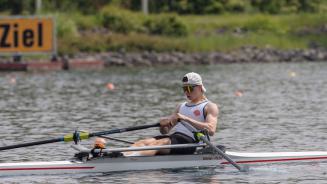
[124,72,219,156]
[90,138,106,158]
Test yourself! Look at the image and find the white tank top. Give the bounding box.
[169,100,209,140]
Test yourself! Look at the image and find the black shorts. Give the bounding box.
[154,133,196,155]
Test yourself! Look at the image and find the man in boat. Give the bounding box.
[125,72,219,156]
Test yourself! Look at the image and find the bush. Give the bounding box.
[57,36,79,56]
[100,6,134,34]
[251,0,282,14]
[225,0,251,13]
[203,1,225,14]
[75,34,109,52]
[106,33,187,52]
[143,15,188,37]
[71,13,101,30]
[56,14,79,38]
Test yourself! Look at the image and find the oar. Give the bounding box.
[0,123,160,151]
[98,135,133,144]
[195,132,249,172]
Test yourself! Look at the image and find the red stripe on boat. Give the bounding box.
[221,156,327,164]
[0,166,94,171]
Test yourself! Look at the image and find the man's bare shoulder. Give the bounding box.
[206,101,219,113]
[207,101,218,108]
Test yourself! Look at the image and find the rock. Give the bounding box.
[84,47,327,67]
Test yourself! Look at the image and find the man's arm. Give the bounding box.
[159,104,181,134]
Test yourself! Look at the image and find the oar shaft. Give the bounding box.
[0,138,62,151]
[98,135,133,144]
[0,123,160,151]
[89,123,160,137]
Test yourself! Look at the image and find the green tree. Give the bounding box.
[0,0,34,14]
[251,0,321,14]
[41,0,109,14]
[251,0,285,14]
[297,0,321,12]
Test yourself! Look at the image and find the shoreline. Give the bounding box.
[88,47,327,67]
[1,47,326,71]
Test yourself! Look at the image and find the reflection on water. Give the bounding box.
[0,62,327,183]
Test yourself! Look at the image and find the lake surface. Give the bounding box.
[0,62,327,183]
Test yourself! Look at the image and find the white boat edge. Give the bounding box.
[224,151,327,164]
[1,146,327,176]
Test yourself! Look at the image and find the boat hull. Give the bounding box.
[0,154,222,176]
[1,151,327,176]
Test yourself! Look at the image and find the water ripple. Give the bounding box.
[0,62,326,183]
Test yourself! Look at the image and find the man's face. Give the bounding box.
[183,85,201,100]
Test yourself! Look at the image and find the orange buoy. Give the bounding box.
[106,83,115,90]
[8,75,16,85]
[235,90,243,97]
[10,77,16,84]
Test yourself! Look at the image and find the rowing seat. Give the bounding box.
[103,152,124,158]
[74,152,90,161]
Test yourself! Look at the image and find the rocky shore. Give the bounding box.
[74,46,327,67]
[1,47,327,70]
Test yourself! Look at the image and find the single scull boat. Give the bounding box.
[1,143,327,176]
[0,123,326,176]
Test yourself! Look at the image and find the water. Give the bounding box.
[0,62,326,183]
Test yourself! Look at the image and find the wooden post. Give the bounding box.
[142,0,149,15]
[36,0,42,14]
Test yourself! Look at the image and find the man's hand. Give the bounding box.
[172,113,188,123]
[159,118,171,126]
[159,118,172,134]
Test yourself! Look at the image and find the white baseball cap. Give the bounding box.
[182,72,206,92]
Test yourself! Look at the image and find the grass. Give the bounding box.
[183,33,308,52]
[49,10,327,55]
[181,13,327,33]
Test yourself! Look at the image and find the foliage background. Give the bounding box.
[0,0,326,55]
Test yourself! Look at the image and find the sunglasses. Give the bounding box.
[182,85,197,93]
